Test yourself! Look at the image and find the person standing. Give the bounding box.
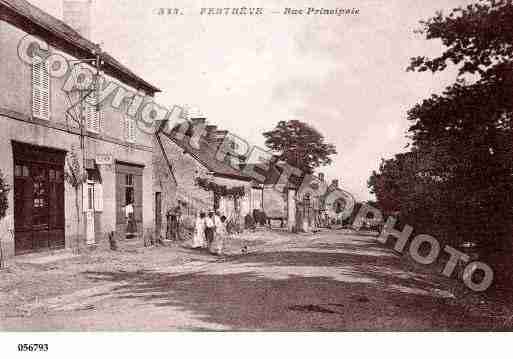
[125,200,136,238]
[209,211,223,255]
[214,215,228,255]
[192,212,206,248]
[204,211,216,250]
[165,208,173,240]
[174,206,182,241]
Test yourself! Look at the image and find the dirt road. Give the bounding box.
[0,229,504,330]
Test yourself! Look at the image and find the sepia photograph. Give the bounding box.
[1,0,513,356]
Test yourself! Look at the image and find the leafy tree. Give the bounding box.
[368,150,454,240]
[263,120,337,174]
[370,0,513,247]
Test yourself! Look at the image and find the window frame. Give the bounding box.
[125,117,136,143]
[32,55,51,120]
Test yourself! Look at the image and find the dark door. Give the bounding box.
[155,192,162,235]
[13,142,65,255]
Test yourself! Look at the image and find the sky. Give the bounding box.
[33,0,474,200]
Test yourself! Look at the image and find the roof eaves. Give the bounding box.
[161,132,253,181]
[0,0,161,94]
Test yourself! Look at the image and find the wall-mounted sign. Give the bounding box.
[95,154,113,165]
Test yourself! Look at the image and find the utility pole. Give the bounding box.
[75,43,103,244]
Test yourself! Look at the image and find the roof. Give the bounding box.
[0,0,160,94]
[158,130,254,182]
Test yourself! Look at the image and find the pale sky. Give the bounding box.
[33,0,473,200]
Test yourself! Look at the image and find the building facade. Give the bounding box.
[153,116,264,237]
[0,0,160,257]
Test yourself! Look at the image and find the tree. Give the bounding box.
[0,170,9,269]
[64,148,87,255]
[263,120,337,174]
[368,150,453,240]
[381,0,513,248]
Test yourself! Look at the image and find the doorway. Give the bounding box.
[85,181,96,244]
[115,161,143,236]
[13,142,65,255]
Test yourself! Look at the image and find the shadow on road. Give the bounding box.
[82,245,501,330]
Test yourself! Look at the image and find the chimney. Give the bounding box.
[63,0,93,40]
[318,173,325,182]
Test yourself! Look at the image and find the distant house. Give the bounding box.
[153,110,350,235]
[153,115,263,237]
[258,169,350,232]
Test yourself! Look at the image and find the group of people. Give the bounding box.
[191,210,228,255]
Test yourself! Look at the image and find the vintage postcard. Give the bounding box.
[0,0,512,356]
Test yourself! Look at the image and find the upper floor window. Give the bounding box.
[125,117,136,143]
[32,56,50,120]
[85,90,101,133]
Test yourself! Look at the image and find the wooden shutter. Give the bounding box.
[135,174,143,223]
[129,118,136,142]
[32,56,50,120]
[116,171,125,225]
[125,117,136,142]
[85,92,100,133]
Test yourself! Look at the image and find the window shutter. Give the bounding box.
[97,99,102,132]
[85,91,100,133]
[32,56,50,120]
[130,118,135,142]
[85,99,93,131]
[123,117,129,139]
[125,117,136,142]
[94,183,103,211]
[135,174,143,223]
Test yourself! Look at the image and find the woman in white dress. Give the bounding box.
[209,213,226,255]
[191,212,206,248]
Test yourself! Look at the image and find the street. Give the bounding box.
[0,229,504,331]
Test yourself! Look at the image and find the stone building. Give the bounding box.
[0,0,160,257]
[154,115,263,238]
